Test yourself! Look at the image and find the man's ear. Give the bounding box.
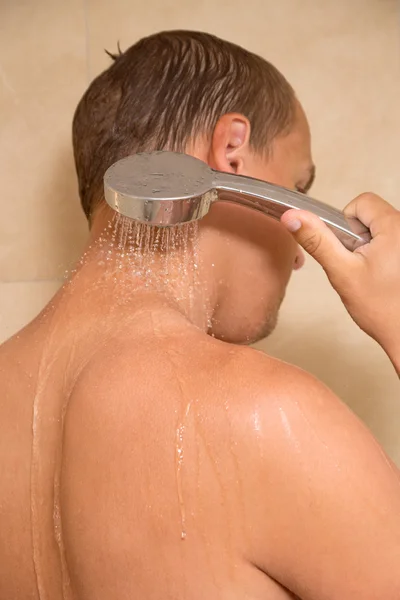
[208,113,251,174]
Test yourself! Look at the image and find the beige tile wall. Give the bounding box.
[1,0,399,462]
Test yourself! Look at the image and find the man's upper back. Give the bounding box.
[1,312,400,600]
[63,324,400,599]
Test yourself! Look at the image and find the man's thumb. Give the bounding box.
[281,209,352,276]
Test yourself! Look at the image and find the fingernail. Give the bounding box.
[284,219,301,233]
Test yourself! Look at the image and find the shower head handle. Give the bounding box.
[104,152,371,251]
[212,170,371,251]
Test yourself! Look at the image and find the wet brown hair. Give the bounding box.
[72,30,296,221]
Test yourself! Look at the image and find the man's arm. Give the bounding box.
[247,358,400,599]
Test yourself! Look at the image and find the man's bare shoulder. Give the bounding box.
[62,338,400,600]
[65,332,345,446]
[63,336,311,451]
[65,331,392,462]
[0,331,37,394]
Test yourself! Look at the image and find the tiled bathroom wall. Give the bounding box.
[1,0,399,463]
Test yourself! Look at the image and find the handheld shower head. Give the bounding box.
[104,151,371,251]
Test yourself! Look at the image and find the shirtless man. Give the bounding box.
[1,30,399,600]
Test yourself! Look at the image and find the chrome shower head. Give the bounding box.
[104,151,371,251]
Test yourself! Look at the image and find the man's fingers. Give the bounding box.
[344,193,397,236]
[281,209,354,279]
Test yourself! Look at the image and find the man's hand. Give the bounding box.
[281,193,400,372]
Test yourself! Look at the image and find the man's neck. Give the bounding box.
[64,214,216,333]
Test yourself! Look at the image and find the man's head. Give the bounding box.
[73,30,314,343]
